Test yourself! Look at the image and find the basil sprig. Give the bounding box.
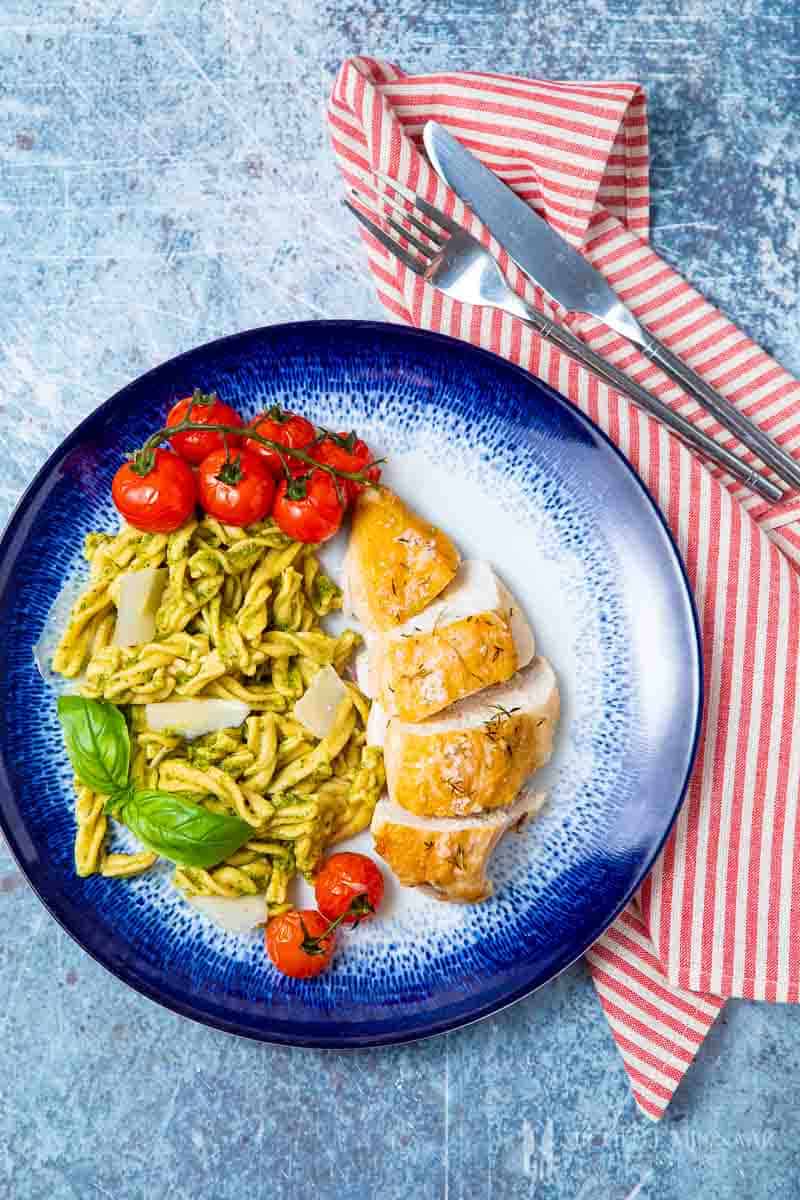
[57,696,251,869]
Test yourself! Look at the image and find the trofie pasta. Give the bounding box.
[48,390,396,978]
[53,514,385,914]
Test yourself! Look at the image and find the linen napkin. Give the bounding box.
[328,56,800,1120]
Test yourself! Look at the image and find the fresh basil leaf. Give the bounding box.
[120,789,252,868]
[57,696,130,795]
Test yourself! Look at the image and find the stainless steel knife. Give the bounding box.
[423,120,800,492]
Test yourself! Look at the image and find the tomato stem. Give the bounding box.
[138,417,379,487]
[284,475,309,501]
[298,916,333,958]
[129,446,157,477]
[341,892,375,929]
[215,451,243,486]
[300,892,374,954]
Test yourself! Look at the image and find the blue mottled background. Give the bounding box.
[1,3,799,1198]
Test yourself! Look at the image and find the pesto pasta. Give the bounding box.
[53,515,385,915]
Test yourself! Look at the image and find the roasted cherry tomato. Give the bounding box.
[315,852,384,926]
[265,909,335,978]
[248,407,317,478]
[166,389,244,465]
[112,448,197,533]
[313,431,381,502]
[197,447,276,527]
[272,469,345,543]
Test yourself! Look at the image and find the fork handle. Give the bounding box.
[516,308,783,504]
[639,335,800,490]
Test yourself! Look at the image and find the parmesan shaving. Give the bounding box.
[187,894,267,932]
[293,664,348,739]
[145,698,250,739]
[112,567,168,647]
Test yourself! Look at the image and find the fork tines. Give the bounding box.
[372,170,463,236]
[344,175,461,275]
[344,197,428,275]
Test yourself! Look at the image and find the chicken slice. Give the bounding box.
[344,485,460,632]
[371,791,546,903]
[369,560,535,722]
[378,658,558,818]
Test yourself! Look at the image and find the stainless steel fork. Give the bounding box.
[344,186,782,504]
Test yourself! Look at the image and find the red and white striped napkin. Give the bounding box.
[328,57,800,1119]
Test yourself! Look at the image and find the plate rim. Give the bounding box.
[0,319,703,1048]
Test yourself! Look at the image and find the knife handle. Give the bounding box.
[638,335,800,491]
[517,308,783,504]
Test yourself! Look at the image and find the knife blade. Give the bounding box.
[423,119,800,491]
[423,120,646,347]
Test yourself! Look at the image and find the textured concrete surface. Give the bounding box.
[1,2,800,1197]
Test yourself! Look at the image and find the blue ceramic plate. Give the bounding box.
[0,321,701,1046]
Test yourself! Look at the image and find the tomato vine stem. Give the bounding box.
[299,892,374,954]
[132,417,383,486]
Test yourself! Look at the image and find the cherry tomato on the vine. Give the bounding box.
[265,909,335,978]
[197,447,276,527]
[272,469,345,543]
[248,407,317,478]
[313,431,381,502]
[166,389,244,465]
[315,852,384,926]
[112,448,197,533]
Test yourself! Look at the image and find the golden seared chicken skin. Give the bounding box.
[371,792,545,903]
[377,658,559,818]
[344,486,460,631]
[368,560,535,722]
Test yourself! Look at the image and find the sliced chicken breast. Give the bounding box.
[370,560,535,722]
[371,790,546,903]
[380,657,559,818]
[344,486,460,631]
